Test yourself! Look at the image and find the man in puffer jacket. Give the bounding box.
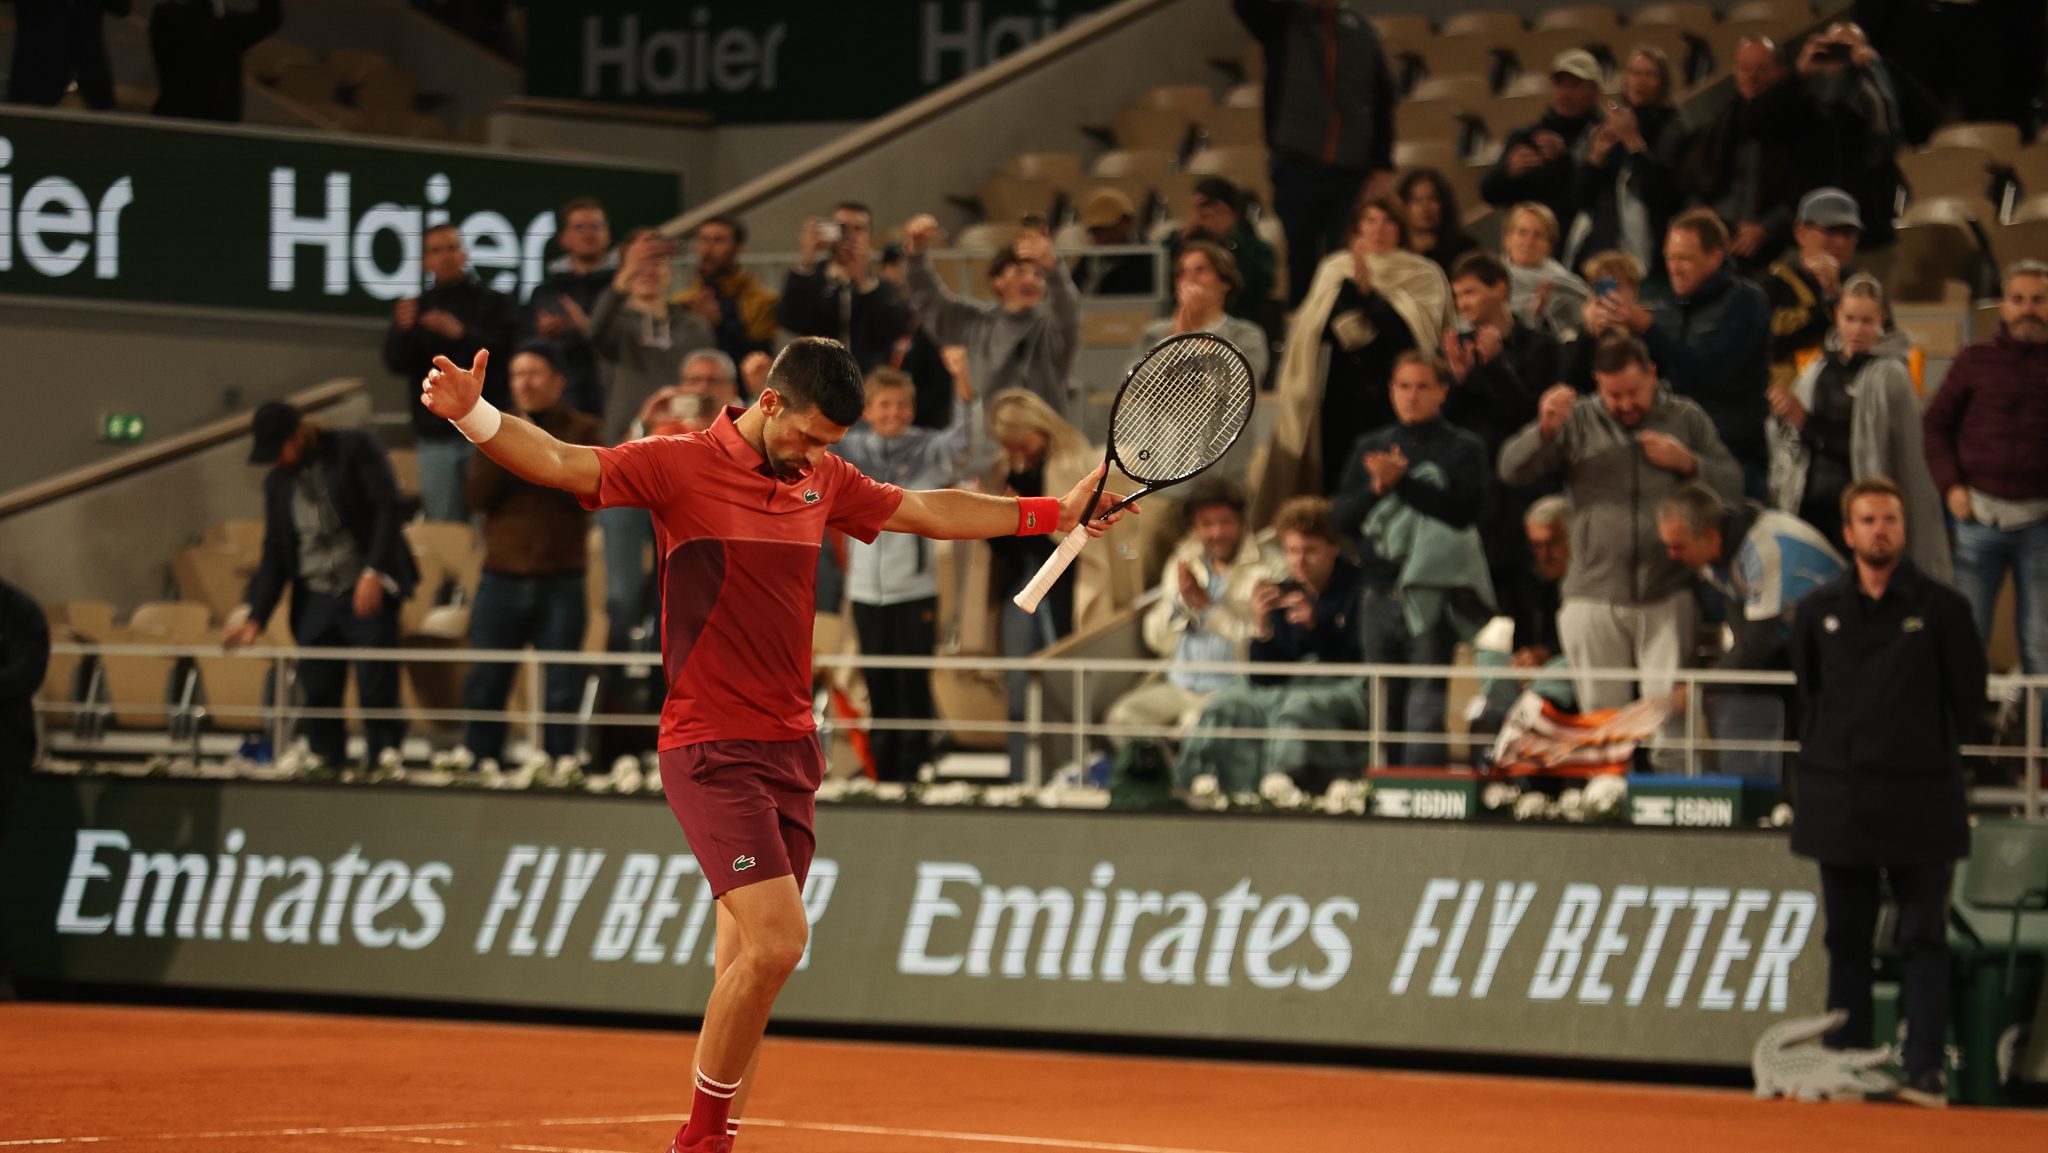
[830,361,981,780]
[1499,333,1742,720]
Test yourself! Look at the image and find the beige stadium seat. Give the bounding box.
[387,447,420,503]
[1154,171,1202,223]
[40,602,117,726]
[1481,94,1552,138]
[244,39,316,81]
[1222,81,1261,110]
[1534,6,1620,32]
[2010,148,2048,199]
[1395,141,1464,173]
[404,521,483,604]
[2013,194,2048,224]
[1395,100,1473,151]
[1370,14,1435,49]
[1185,147,1272,207]
[1509,30,1609,79]
[1134,84,1214,118]
[1081,307,1156,349]
[1198,105,1264,149]
[1409,75,1493,108]
[1630,3,1718,32]
[171,547,246,623]
[1725,0,1814,27]
[953,222,1022,252]
[1931,123,2023,167]
[326,48,396,85]
[1993,218,2048,268]
[1501,71,1556,99]
[354,67,417,119]
[1004,152,1087,197]
[1891,199,1996,303]
[1900,147,1999,205]
[271,61,340,106]
[977,173,1059,225]
[195,651,274,733]
[1091,149,1176,185]
[104,602,210,730]
[206,519,265,567]
[1112,105,1192,154]
[1407,35,1503,85]
[1440,9,1523,40]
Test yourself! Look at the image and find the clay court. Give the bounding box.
[0,1004,2038,1153]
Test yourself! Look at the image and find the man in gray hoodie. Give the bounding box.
[901,214,1081,417]
[1499,334,1742,717]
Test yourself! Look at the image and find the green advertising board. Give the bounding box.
[0,109,679,317]
[522,0,1122,122]
[2,776,1832,1067]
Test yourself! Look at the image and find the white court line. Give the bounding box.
[0,1114,1246,1153]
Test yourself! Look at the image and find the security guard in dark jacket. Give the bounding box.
[1789,477,1985,1106]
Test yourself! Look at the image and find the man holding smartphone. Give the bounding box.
[776,202,913,373]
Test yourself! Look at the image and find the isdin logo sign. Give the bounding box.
[0,135,133,280]
[269,169,562,303]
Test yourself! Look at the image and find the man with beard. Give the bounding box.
[1789,477,1985,1108]
[225,402,420,775]
[1923,260,2048,681]
[676,215,779,365]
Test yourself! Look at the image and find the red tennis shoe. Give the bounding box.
[666,1130,731,1153]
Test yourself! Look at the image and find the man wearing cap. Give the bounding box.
[1164,176,1279,335]
[1480,50,1605,245]
[225,402,420,775]
[1233,0,1395,306]
[456,342,605,780]
[1069,188,1156,297]
[1764,188,1863,391]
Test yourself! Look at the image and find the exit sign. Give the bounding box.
[101,413,144,442]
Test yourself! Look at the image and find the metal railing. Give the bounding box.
[35,641,2045,818]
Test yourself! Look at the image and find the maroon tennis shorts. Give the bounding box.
[658,736,826,898]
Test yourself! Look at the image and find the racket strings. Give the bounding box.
[1113,338,1255,484]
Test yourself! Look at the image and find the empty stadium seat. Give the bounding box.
[1222,82,1261,110]
[1993,219,2048,268]
[1481,94,1552,139]
[1535,6,1620,32]
[1369,14,1435,48]
[1440,9,1523,40]
[953,222,1022,252]
[171,546,246,624]
[244,39,317,81]
[1134,84,1214,118]
[1409,75,1493,107]
[103,602,210,731]
[1931,123,2023,167]
[1091,149,1176,185]
[2011,148,2048,199]
[1112,106,1192,154]
[1507,30,1611,79]
[1395,100,1473,151]
[1630,3,1718,32]
[1725,0,1815,26]
[1900,147,2000,206]
[1891,198,1998,303]
[977,173,1060,225]
[271,61,341,106]
[1405,35,1505,87]
[1004,152,1087,197]
[1198,105,1264,149]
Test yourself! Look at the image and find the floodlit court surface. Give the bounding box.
[0,1004,2040,1152]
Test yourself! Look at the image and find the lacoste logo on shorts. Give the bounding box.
[732,855,757,872]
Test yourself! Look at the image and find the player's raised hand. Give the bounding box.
[422,349,488,420]
[1057,462,1138,537]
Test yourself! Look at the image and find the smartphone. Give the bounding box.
[1594,276,1620,299]
[815,220,842,244]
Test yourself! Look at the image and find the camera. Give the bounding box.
[815,220,842,244]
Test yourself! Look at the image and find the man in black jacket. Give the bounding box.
[776,202,911,373]
[1790,477,1986,1108]
[1234,0,1394,305]
[6,0,128,109]
[149,0,282,122]
[382,223,519,522]
[523,197,616,421]
[1605,210,1773,498]
[0,577,50,1000]
[1677,36,1805,275]
[1480,50,1604,246]
[224,403,420,775]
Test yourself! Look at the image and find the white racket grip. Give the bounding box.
[1012,527,1094,613]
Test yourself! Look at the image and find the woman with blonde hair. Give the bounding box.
[1502,202,1592,340]
[980,389,1111,779]
[1767,274,1951,580]
[1565,45,1689,277]
[1558,249,1647,390]
[1270,195,1456,498]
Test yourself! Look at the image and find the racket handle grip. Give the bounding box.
[1012,527,1093,614]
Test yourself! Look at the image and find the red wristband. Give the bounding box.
[1016,496,1060,536]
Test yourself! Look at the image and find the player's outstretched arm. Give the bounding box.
[421,351,601,500]
[885,462,1136,540]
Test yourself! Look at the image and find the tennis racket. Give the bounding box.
[1013,331,1257,613]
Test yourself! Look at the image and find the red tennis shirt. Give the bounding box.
[581,407,904,749]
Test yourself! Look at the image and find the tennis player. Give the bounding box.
[421,337,1130,1153]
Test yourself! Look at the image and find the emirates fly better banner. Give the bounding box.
[3,777,1825,1065]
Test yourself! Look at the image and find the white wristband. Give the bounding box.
[452,399,503,444]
